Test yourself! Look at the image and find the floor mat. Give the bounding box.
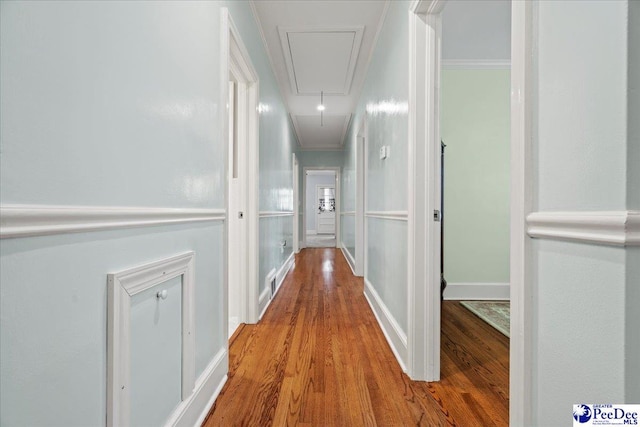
[460,301,510,338]
[306,234,336,248]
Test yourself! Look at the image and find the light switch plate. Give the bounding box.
[379,146,387,160]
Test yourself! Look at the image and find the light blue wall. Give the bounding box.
[0,1,224,209]
[342,0,410,335]
[0,1,295,425]
[627,1,640,403]
[532,0,637,423]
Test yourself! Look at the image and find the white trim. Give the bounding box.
[443,283,510,301]
[341,211,356,216]
[0,205,225,239]
[306,230,317,235]
[168,348,228,427]
[363,279,408,372]
[441,59,511,70]
[408,0,443,383]
[222,8,260,325]
[258,286,272,320]
[365,211,408,221]
[259,211,295,218]
[526,211,640,246]
[355,118,366,277]
[340,243,356,275]
[293,153,300,253]
[258,251,295,319]
[107,252,196,427]
[510,1,534,424]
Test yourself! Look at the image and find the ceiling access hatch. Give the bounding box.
[291,114,352,149]
[278,26,364,95]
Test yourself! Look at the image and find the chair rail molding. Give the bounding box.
[0,204,226,239]
[365,211,409,221]
[258,211,295,218]
[526,210,640,246]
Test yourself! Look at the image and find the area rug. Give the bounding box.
[306,234,336,248]
[460,301,510,338]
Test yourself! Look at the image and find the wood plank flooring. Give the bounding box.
[203,248,509,426]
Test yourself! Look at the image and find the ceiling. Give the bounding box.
[251,1,389,150]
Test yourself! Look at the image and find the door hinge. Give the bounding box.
[434,210,441,222]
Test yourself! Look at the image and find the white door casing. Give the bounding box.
[408,0,532,425]
[221,8,260,333]
[293,153,300,253]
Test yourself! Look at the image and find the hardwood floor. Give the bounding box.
[204,248,509,426]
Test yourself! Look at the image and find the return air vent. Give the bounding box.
[265,268,277,300]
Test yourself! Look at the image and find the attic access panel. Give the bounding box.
[279,27,364,95]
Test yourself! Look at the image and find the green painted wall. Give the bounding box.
[441,69,510,283]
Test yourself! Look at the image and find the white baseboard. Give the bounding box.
[258,286,271,319]
[443,282,510,300]
[258,251,295,319]
[306,230,317,235]
[169,347,228,427]
[363,279,408,372]
[340,243,356,276]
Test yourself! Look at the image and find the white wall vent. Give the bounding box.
[265,268,277,299]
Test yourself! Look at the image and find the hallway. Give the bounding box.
[204,249,508,426]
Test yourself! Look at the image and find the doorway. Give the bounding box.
[302,168,340,249]
[223,8,260,338]
[409,0,532,424]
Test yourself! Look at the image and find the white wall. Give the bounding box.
[531,0,637,423]
[305,173,336,233]
[0,1,296,424]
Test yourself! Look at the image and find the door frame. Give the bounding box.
[221,8,260,327]
[355,118,366,276]
[302,167,341,248]
[292,153,300,253]
[408,0,533,425]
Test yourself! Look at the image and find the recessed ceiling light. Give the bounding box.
[317,104,325,111]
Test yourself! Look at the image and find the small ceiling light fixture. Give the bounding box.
[318,90,324,126]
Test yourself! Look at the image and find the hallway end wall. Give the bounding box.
[297,151,344,247]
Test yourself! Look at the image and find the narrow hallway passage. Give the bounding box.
[204,249,508,426]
